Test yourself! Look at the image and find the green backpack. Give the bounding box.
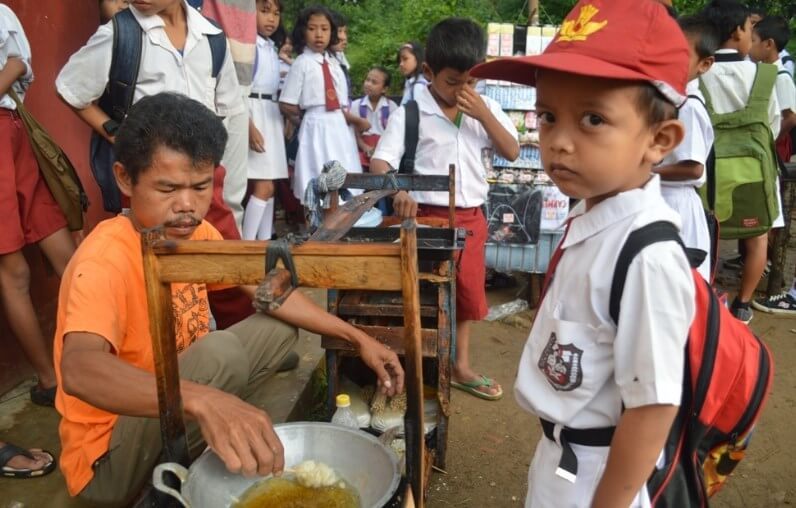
[699,63,779,239]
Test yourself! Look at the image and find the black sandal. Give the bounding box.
[29,385,56,407]
[0,443,56,479]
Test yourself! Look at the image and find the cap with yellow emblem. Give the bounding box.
[470,0,690,105]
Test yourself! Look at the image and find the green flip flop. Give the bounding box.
[451,375,503,401]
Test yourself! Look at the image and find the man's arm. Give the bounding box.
[279,102,301,127]
[781,109,796,137]
[590,404,678,508]
[60,332,284,477]
[73,103,115,143]
[239,287,404,395]
[0,57,26,98]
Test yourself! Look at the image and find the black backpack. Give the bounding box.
[398,100,419,174]
[91,8,227,212]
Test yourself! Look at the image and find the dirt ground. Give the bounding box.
[427,278,796,508]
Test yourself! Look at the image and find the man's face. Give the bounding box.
[425,66,476,108]
[130,0,180,17]
[748,31,773,63]
[736,16,754,57]
[115,146,214,240]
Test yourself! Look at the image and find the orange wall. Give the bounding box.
[1,1,109,393]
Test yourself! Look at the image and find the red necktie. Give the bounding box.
[321,59,341,111]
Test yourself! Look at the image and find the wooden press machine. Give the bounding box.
[142,169,463,507]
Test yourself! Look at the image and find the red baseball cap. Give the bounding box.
[471,0,690,105]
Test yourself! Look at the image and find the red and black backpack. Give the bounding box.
[609,221,774,506]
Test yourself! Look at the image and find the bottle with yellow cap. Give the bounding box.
[330,393,359,428]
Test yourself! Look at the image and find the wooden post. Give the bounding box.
[141,228,190,467]
[529,0,540,26]
[401,219,425,507]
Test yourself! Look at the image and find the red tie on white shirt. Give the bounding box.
[321,59,341,111]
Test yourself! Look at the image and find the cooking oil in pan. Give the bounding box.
[234,476,360,508]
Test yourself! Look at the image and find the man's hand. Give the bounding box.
[187,387,284,478]
[393,191,418,219]
[249,121,265,153]
[358,336,405,397]
[456,84,489,122]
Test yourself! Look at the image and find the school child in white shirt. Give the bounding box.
[699,0,781,323]
[242,0,287,241]
[749,16,796,162]
[350,67,397,169]
[330,10,351,103]
[372,18,520,402]
[654,16,717,282]
[279,5,365,204]
[471,1,696,506]
[0,3,76,408]
[397,41,429,105]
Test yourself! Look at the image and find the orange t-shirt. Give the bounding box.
[53,216,223,496]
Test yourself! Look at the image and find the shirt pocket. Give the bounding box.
[531,306,614,418]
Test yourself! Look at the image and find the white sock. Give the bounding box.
[257,198,275,240]
[242,196,267,240]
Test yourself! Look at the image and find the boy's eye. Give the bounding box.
[537,111,555,125]
[581,113,604,127]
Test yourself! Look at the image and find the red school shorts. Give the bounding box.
[0,109,68,255]
[417,205,488,322]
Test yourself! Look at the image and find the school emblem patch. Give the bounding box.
[537,333,583,391]
[556,4,608,43]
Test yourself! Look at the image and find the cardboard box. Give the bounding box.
[499,23,514,56]
[487,23,501,57]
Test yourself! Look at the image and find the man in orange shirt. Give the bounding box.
[53,92,405,506]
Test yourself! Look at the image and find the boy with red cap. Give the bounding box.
[471,0,694,505]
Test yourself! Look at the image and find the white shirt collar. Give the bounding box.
[302,47,327,63]
[257,36,274,49]
[686,79,699,94]
[130,0,221,36]
[562,175,667,249]
[360,96,388,111]
[414,84,448,120]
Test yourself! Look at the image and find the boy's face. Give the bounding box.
[685,34,714,81]
[535,71,683,209]
[114,146,214,240]
[424,65,477,109]
[749,31,776,63]
[734,16,754,57]
[363,70,388,99]
[130,0,180,16]
[100,0,129,22]
[305,14,331,53]
[256,0,280,39]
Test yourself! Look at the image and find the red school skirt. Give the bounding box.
[417,205,488,322]
[0,109,68,255]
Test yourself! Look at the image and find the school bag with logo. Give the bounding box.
[697,63,779,239]
[608,222,774,507]
[91,8,227,212]
[8,89,88,231]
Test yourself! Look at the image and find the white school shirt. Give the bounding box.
[0,4,32,110]
[56,0,243,117]
[279,48,348,109]
[373,85,518,208]
[400,75,429,105]
[515,175,695,429]
[774,58,796,115]
[656,80,714,188]
[251,36,279,95]
[700,49,781,139]
[349,96,397,136]
[780,49,794,77]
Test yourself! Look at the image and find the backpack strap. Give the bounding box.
[204,18,227,79]
[782,55,794,66]
[697,77,716,117]
[748,63,778,110]
[358,100,367,119]
[380,104,390,129]
[609,222,685,324]
[104,8,143,122]
[398,100,419,174]
[686,93,717,212]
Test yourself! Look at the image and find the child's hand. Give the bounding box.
[249,123,265,153]
[457,85,489,122]
[393,191,418,219]
[357,117,371,133]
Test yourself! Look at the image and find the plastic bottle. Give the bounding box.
[331,394,359,428]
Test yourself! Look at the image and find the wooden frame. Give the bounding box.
[141,222,426,505]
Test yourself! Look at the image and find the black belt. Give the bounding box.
[540,419,615,481]
[249,92,277,101]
